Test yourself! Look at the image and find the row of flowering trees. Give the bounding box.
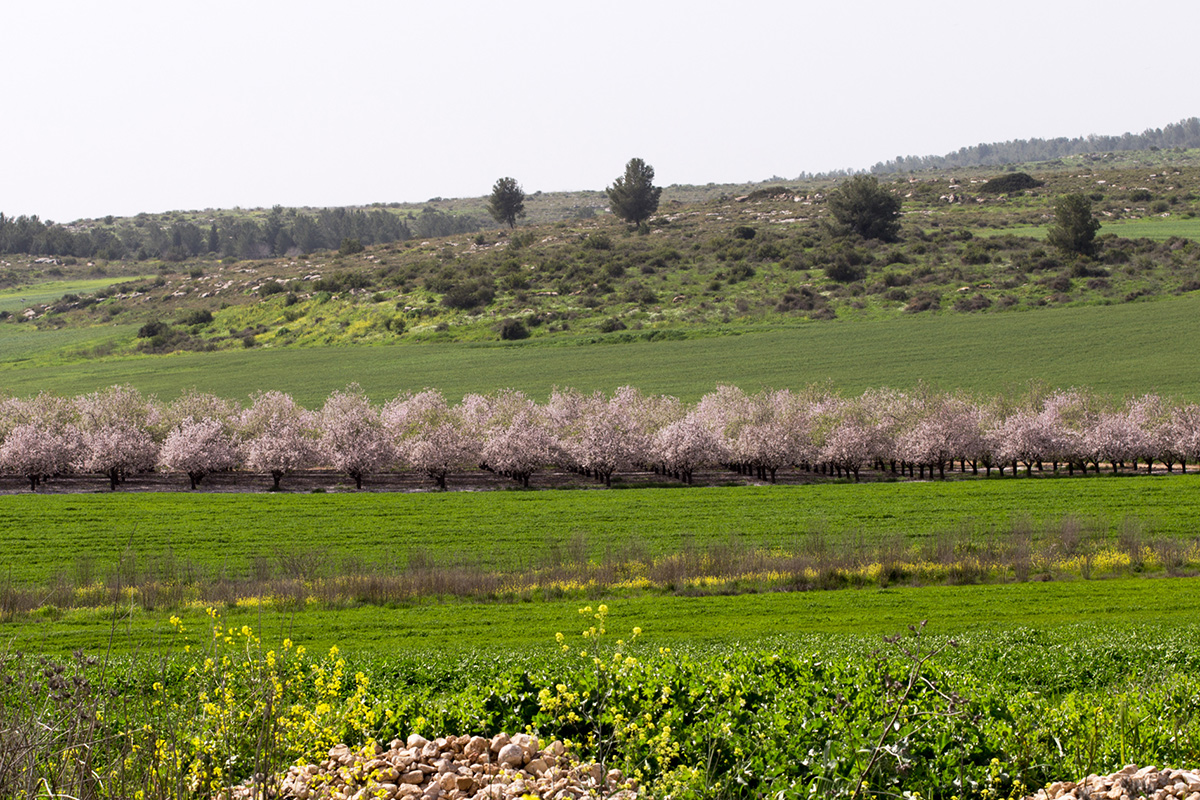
[2,384,1200,492]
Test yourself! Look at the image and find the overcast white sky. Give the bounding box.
[3,0,1197,222]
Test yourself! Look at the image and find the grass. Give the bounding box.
[0,323,137,363]
[984,216,1200,241]
[2,476,1198,586]
[2,292,1200,403]
[0,275,151,314]
[7,577,1200,657]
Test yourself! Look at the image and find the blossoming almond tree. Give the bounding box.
[158,417,239,489]
[0,422,80,490]
[239,391,319,490]
[383,389,479,490]
[75,385,160,490]
[318,385,395,489]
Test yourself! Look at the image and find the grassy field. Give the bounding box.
[986,216,1200,241]
[2,476,1198,586]
[2,293,1199,403]
[8,576,1200,657]
[0,275,151,314]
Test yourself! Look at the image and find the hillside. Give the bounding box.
[1,147,1199,400]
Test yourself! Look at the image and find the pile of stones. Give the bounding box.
[1024,765,1200,800]
[229,733,639,800]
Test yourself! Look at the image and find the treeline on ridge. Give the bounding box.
[0,205,486,261]
[867,116,1200,175]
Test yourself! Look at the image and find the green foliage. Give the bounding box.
[137,320,168,338]
[1047,193,1102,256]
[6,606,1200,799]
[828,175,902,241]
[441,279,495,310]
[497,318,529,340]
[178,308,214,326]
[979,172,1044,194]
[487,177,527,229]
[338,237,365,256]
[824,260,866,283]
[606,158,663,225]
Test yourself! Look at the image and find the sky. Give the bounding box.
[3,0,1197,223]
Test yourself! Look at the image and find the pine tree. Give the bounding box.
[606,158,662,225]
[487,177,526,228]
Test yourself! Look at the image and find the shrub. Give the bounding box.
[953,293,992,312]
[755,241,782,261]
[731,225,756,240]
[978,172,1043,194]
[960,242,991,265]
[441,280,495,310]
[338,238,365,255]
[725,263,756,283]
[905,292,941,313]
[598,317,627,333]
[498,318,529,340]
[137,320,168,338]
[583,233,612,251]
[825,261,866,283]
[1129,189,1153,202]
[776,286,826,313]
[178,309,214,326]
[827,175,902,241]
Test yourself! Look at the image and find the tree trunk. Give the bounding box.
[272,470,284,490]
[109,469,120,491]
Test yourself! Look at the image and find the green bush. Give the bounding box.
[498,318,529,340]
[177,309,214,326]
[825,261,866,283]
[978,172,1044,194]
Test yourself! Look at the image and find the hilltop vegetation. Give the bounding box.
[1,152,1198,358]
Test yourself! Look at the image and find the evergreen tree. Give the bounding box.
[606,158,662,225]
[828,175,902,241]
[487,177,526,228]
[1047,193,1101,256]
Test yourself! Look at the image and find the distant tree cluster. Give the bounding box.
[0,206,437,261]
[869,117,1200,174]
[4,383,1199,493]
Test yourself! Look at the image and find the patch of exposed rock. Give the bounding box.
[1025,764,1200,800]
[229,732,638,800]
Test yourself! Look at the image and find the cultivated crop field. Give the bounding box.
[3,293,1200,403]
[3,478,1200,586]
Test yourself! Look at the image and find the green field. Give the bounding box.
[988,216,1200,241]
[3,293,1199,403]
[0,276,150,314]
[7,577,1200,657]
[2,476,1198,586]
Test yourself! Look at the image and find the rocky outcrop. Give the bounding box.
[231,732,638,800]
